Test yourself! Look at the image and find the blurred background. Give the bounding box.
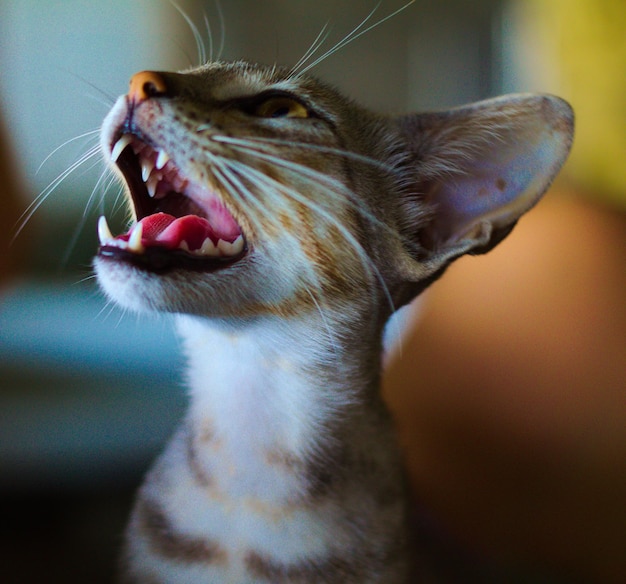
[0,0,624,582]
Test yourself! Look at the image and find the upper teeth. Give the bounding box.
[97,215,245,259]
[141,158,155,182]
[110,134,133,162]
[105,135,244,259]
[146,174,159,198]
[111,134,178,198]
[155,150,170,170]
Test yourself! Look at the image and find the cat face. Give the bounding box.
[95,60,573,320]
[96,61,414,319]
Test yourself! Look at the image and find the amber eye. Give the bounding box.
[254,97,310,119]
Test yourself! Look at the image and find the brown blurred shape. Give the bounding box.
[0,112,29,286]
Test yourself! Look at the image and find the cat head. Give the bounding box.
[95,60,573,321]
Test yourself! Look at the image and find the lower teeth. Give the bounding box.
[97,216,244,258]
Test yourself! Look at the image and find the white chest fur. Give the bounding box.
[122,314,406,583]
[177,313,354,502]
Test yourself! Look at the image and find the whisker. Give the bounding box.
[211,134,399,175]
[170,38,196,69]
[58,68,117,106]
[296,0,415,77]
[89,162,118,208]
[209,158,308,278]
[14,144,102,242]
[223,139,352,193]
[288,22,332,79]
[84,92,119,111]
[111,182,130,219]
[228,145,382,229]
[204,153,269,237]
[62,162,115,269]
[36,129,101,175]
[211,155,326,291]
[226,158,393,314]
[295,2,381,77]
[73,273,98,286]
[214,0,226,61]
[170,0,207,65]
[229,158,363,257]
[95,294,127,326]
[60,216,92,270]
[214,136,398,240]
[304,287,342,363]
[203,11,214,63]
[210,159,328,294]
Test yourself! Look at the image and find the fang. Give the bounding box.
[141,158,155,182]
[111,134,133,162]
[156,150,170,170]
[128,223,144,253]
[98,215,114,245]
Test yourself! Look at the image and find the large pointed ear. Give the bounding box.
[397,94,574,268]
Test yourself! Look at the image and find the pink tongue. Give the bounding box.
[139,213,215,250]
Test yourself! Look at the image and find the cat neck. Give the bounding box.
[177,309,384,429]
[174,310,388,501]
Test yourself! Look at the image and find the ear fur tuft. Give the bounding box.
[397,94,574,267]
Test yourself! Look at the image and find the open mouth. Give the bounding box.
[98,133,246,272]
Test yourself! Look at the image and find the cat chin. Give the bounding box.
[95,257,174,313]
[94,254,299,317]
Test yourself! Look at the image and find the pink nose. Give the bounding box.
[128,70,168,105]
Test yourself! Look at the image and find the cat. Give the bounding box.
[95,57,573,582]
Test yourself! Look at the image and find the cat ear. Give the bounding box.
[396,94,574,267]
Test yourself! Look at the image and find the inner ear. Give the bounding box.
[397,94,574,264]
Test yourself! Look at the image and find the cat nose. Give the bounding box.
[128,71,168,104]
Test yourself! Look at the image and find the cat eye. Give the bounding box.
[254,96,310,119]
